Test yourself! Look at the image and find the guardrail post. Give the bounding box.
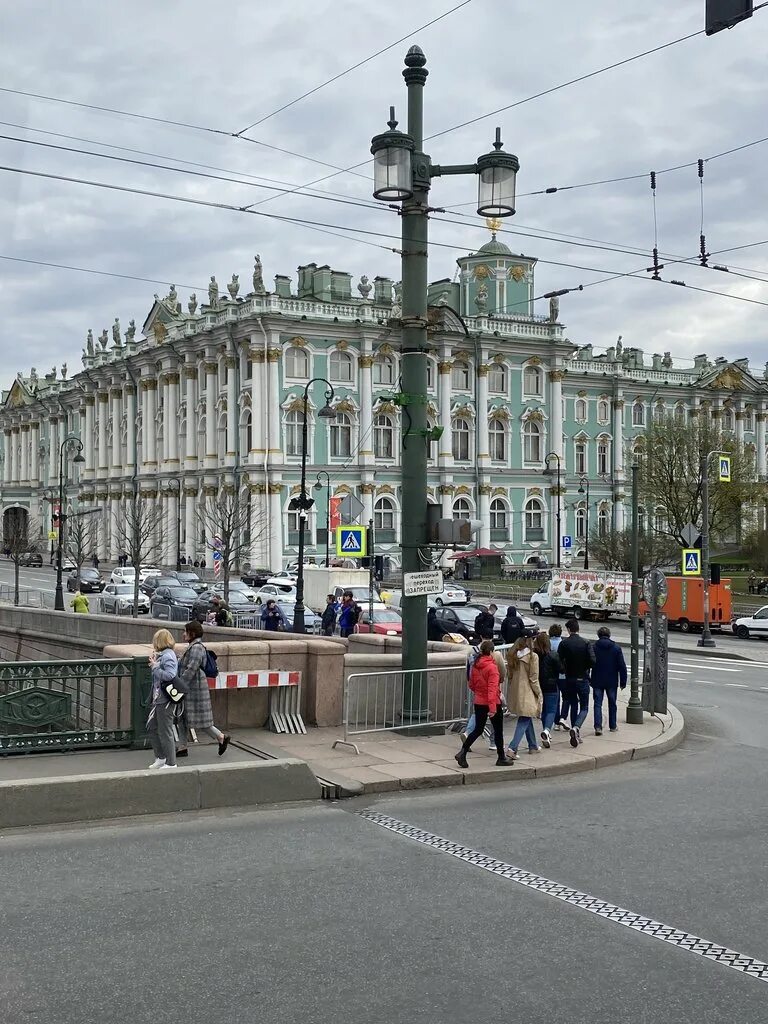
[130,656,152,748]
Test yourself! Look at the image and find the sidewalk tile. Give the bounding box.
[365,762,463,789]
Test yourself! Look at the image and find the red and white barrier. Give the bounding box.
[205,669,305,734]
[207,670,300,690]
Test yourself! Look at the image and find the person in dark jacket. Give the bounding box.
[260,598,286,631]
[591,626,627,734]
[337,591,360,638]
[321,594,338,636]
[428,607,450,642]
[557,618,595,748]
[532,631,561,748]
[473,603,497,640]
[500,606,525,645]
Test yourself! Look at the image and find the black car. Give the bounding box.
[150,585,198,619]
[432,605,478,642]
[176,571,206,594]
[18,551,43,567]
[141,574,179,597]
[66,567,105,593]
[240,567,273,588]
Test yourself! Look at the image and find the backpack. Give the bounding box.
[466,645,480,682]
[202,646,218,679]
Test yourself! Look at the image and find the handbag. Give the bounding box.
[162,676,186,703]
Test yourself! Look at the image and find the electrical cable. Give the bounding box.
[235,0,474,134]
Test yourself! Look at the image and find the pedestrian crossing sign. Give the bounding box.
[682,548,701,576]
[719,455,731,482]
[335,525,368,558]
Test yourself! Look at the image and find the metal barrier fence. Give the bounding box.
[149,602,193,622]
[0,656,152,755]
[0,585,53,609]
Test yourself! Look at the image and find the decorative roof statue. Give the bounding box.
[208,276,219,308]
[86,328,95,356]
[252,254,265,295]
[50,365,57,380]
[112,318,122,347]
[30,367,38,387]
[391,281,402,318]
[167,284,179,312]
[125,319,136,343]
[437,289,450,306]
[60,363,67,380]
[99,329,109,350]
[227,273,240,300]
[615,335,623,359]
[475,283,489,312]
[662,351,673,369]
[188,293,198,315]
[549,294,560,323]
[357,274,372,299]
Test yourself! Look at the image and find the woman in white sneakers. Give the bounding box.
[147,628,181,770]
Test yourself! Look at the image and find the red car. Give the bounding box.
[355,609,403,636]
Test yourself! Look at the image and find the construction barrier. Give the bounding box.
[207,670,305,734]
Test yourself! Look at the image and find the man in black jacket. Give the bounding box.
[500,606,525,645]
[557,618,595,748]
[473,603,497,640]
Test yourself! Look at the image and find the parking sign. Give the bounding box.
[561,535,572,550]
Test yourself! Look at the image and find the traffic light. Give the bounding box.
[706,0,752,35]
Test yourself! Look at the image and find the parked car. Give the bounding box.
[66,567,105,593]
[433,604,538,643]
[110,566,136,585]
[209,580,258,602]
[732,606,768,640]
[150,585,198,619]
[240,566,274,588]
[277,601,320,634]
[139,566,161,583]
[101,583,150,615]
[18,551,43,567]
[387,584,466,609]
[190,590,255,623]
[175,571,207,594]
[141,575,180,597]
[466,603,539,640]
[356,608,403,636]
[254,583,297,604]
[266,572,298,587]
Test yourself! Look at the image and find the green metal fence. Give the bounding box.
[0,657,152,755]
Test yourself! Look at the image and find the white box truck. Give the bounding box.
[528,570,631,619]
[303,566,373,613]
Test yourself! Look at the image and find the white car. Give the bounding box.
[732,606,768,639]
[266,571,297,586]
[387,584,467,608]
[101,583,150,615]
[210,581,258,603]
[110,566,136,585]
[139,566,161,582]
[254,584,297,604]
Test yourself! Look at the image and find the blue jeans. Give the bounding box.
[563,678,590,729]
[541,691,559,733]
[509,717,538,752]
[557,679,568,723]
[593,686,618,731]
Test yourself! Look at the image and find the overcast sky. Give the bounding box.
[1,0,767,391]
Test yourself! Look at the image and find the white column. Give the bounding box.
[160,375,170,464]
[758,411,767,479]
[249,487,269,567]
[111,388,122,475]
[109,495,120,560]
[249,347,265,457]
[736,405,745,445]
[438,358,453,467]
[549,370,564,461]
[479,486,491,549]
[269,485,283,567]
[184,365,198,470]
[84,400,95,477]
[184,487,196,562]
[145,380,157,467]
[11,428,20,483]
[359,354,374,465]
[612,398,624,476]
[3,430,12,483]
[30,423,39,483]
[476,365,490,467]
[48,418,58,482]
[20,425,29,482]
[97,493,109,560]
[361,484,374,525]
[168,372,179,466]
[97,392,108,474]
[267,349,282,458]
[225,355,237,466]
[125,386,136,474]
[204,360,217,468]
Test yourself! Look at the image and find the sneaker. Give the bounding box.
[158,763,177,770]
[488,744,497,751]
[541,729,551,749]
[558,718,570,730]
[454,751,469,769]
[577,728,583,745]
[569,727,579,749]
[496,756,515,767]
[594,727,603,736]
[527,746,541,754]
[610,727,619,733]
[506,748,518,760]
[148,758,166,769]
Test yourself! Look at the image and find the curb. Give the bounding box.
[615,638,757,662]
[329,702,686,795]
[0,758,321,830]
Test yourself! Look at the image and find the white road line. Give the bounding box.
[696,666,741,673]
[360,810,768,987]
[726,683,749,689]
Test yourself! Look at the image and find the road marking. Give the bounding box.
[725,683,749,689]
[359,810,768,986]
[696,666,741,673]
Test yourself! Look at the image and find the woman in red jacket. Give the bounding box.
[455,640,514,768]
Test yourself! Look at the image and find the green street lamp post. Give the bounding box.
[543,452,562,568]
[699,448,729,648]
[578,475,590,569]
[54,433,85,612]
[290,378,336,634]
[371,46,519,703]
[626,461,643,725]
[314,471,332,568]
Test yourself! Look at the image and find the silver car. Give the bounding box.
[101,583,150,615]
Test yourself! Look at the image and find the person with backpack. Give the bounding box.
[557,618,596,748]
[548,623,565,729]
[455,640,513,768]
[338,591,360,638]
[591,625,627,735]
[147,628,182,770]
[473,603,496,641]
[175,619,230,759]
[321,594,339,636]
[500,606,525,645]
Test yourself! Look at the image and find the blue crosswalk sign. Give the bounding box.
[682,548,701,576]
[336,525,368,558]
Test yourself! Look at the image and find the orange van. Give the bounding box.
[639,575,731,633]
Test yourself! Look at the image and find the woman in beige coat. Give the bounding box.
[506,635,543,758]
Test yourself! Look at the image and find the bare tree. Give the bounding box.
[64,514,96,589]
[196,486,267,602]
[3,510,41,605]
[587,528,678,573]
[112,497,163,616]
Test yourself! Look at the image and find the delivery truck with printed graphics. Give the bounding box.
[528,570,631,619]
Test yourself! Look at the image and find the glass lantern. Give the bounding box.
[476,129,520,218]
[370,108,414,202]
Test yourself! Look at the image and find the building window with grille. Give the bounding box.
[374,414,394,459]
[285,409,304,457]
[576,505,587,539]
[744,407,755,432]
[654,401,665,424]
[373,355,396,386]
[632,402,645,426]
[575,440,587,475]
[330,413,352,457]
[597,399,610,424]
[451,360,471,390]
[523,365,542,396]
[329,349,353,383]
[523,419,542,464]
[524,498,545,541]
[489,418,506,462]
[598,505,610,536]
[597,438,610,476]
[575,398,588,423]
[488,363,507,394]
[723,407,734,431]
[453,497,472,519]
[285,346,309,379]
[452,417,471,461]
[490,498,509,541]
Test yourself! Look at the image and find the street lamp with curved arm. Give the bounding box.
[578,475,590,569]
[291,379,336,633]
[543,451,562,568]
[314,470,332,568]
[54,433,85,612]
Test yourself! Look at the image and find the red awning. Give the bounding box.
[449,548,505,560]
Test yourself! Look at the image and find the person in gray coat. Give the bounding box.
[176,619,230,758]
[147,628,181,770]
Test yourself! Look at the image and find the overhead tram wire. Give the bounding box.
[235,0,474,134]
[0,254,205,291]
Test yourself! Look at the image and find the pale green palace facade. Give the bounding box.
[2,237,767,572]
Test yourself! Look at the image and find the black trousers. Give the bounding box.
[463,703,505,756]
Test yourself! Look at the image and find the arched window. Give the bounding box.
[489,418,506,462]
[451,360,470,390]
[373,355,395,386]
[523,365,542,396]
[285,346,308,379]
[654,506,666,533]
[523,419,542,463]
[452,417,471,461]
[597,437,610,476]
[723,406,734,431]
[638,506,647,534]
[374,496,396,541]
[744,407,755,432]
[576,505,587,539]
[524,497,545,541]
[285,409,304,457]
[329,413,352,457]
[632,401,645,426]
[329,349,353,383]
[675,403,686,423]
[426,360,435,391]
[597,399,610,424]
[240,409,252,453]
[453,497,472,519]
[490,498,508,540]
[598,505,610,537]
[489,363,507,394]
[374,414,394,459]
[575,439,587,475]
[575,398,588,423]
[654,401,665,424]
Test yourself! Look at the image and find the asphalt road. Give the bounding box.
[2,654,768,1022]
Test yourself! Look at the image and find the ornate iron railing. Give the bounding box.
[0,657,152,755]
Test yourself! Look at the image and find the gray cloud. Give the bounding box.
[1,0,767,389]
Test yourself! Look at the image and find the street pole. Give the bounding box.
[545,452,562,568]
[626,461,643,724]
[699,451,718,648]
[579,474,590,569]
[315,471,331,568]
[54,434,84,612]
[368,516,375,631]
[175,481,182,571]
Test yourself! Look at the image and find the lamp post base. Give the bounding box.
[54,586,65,613]
[392,709,443,736]
[697,636,717,648]
[626,701,644,725]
